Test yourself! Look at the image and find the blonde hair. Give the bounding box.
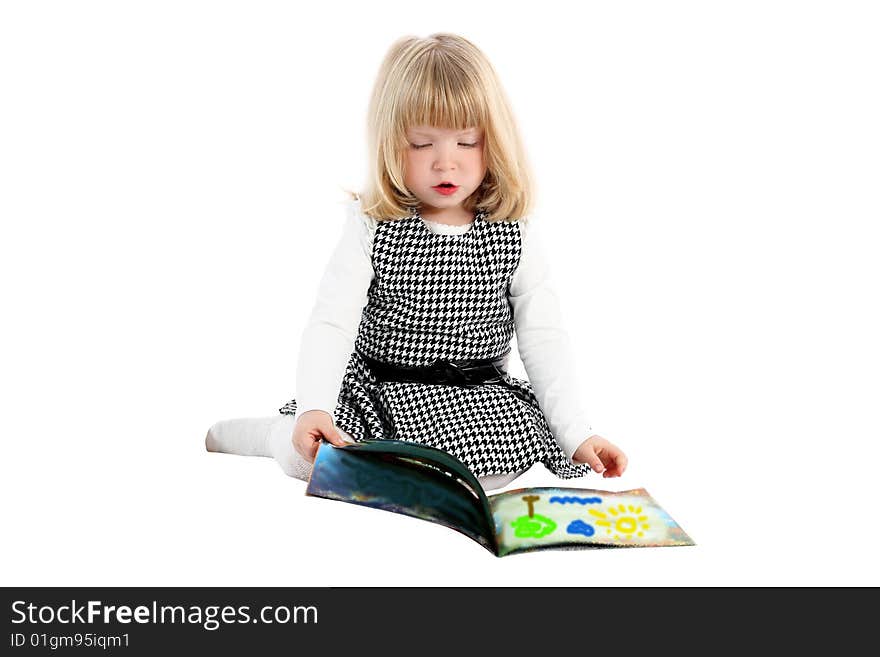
[355,33,534,222]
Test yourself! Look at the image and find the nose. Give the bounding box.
[432,144,456,171]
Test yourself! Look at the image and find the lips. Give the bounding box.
[432,182,459,196]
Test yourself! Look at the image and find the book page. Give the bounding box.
[489,487,694,557]
[306,441,497,553]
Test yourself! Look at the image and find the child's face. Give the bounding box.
[403,125,487,216]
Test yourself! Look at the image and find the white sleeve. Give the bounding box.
[508,219,594,463]
[294,199,376,423]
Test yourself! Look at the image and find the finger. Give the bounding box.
[580,446,606,474]
[603,452,628,477]
[320,422,349,448]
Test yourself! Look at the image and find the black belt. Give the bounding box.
[359,350,510,386]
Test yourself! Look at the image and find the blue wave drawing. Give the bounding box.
[549,496,602,505]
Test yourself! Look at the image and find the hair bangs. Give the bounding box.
[397,52,487,134]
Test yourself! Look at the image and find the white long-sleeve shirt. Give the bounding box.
[294,197,594,465]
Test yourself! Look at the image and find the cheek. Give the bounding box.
[471,150,487,172]
[401,154,416,184]
[403,152,424,179]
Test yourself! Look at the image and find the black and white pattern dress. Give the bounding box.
[279,208,592,479]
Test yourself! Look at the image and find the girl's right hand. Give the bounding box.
[292,410,350,462]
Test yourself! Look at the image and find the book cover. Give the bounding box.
[305,440,694,556]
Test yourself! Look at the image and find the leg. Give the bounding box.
[205,416,278,457]
[206,416,513,489]
[477,471,523,491]
[205,415,313,481]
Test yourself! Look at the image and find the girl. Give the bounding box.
[206,33,627,491]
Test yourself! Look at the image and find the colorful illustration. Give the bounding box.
[306,440,694,557]
[510,495,557,538]
[491,487,693,557]
[549,496,602,505]
[588,504,651,541]
[566,520,595,537]
[511,514,557,538]
[522,495,540,515]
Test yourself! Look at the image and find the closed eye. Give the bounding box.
[409,142,479,149]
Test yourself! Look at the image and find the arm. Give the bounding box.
[508,219,627,476]
[508,219,593,462]
[292,198,376,457]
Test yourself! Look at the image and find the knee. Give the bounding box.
[205,421,223,452]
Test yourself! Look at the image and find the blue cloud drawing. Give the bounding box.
[567,520,595,537]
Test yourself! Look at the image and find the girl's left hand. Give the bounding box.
[572,435,628,478]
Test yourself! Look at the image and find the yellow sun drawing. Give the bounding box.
[588,504,651,541]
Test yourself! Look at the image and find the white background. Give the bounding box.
[2,1,878,587]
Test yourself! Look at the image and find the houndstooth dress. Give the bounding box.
[279,207,592,479]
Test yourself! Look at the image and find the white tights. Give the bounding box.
[205,415,522,491]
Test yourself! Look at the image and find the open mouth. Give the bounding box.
[432,182,459,195]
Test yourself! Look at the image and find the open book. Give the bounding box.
[306,440,694,557]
